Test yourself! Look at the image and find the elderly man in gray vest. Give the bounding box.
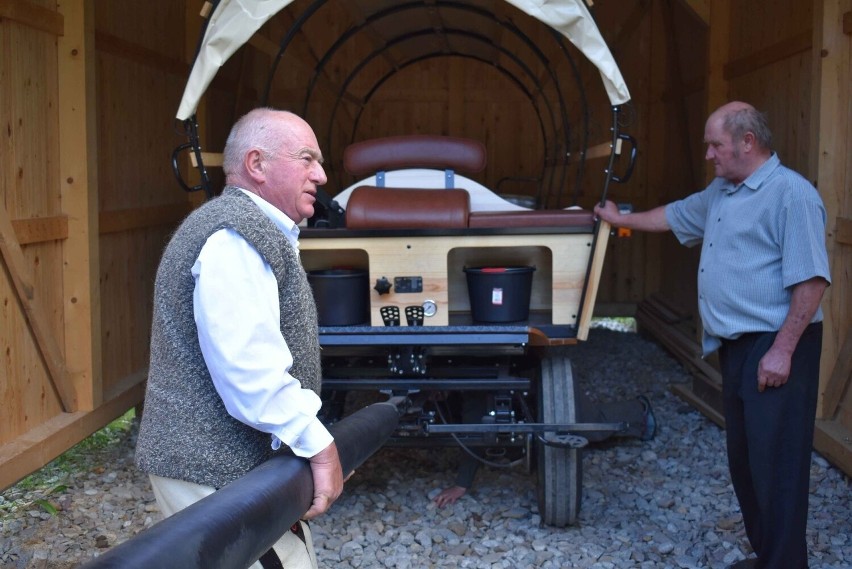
[595,101,830,569]
[136,108,341,568]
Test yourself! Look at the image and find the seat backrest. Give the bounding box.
[343,135,487,179]
[345,186,470,230]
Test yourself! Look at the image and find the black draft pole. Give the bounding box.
[79,400,403,569]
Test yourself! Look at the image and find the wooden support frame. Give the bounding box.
[0,0,64,36]
[0,205,77,411]
[58,0,101,411]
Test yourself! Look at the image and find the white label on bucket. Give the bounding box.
[491,288,503,305]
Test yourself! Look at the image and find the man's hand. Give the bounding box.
[593,200,622,225]
[593,200,671,232]
[303,441,344,520]
[757,345,792,392]
[757,277,828,393]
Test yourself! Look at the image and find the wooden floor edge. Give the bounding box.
[0,381,146,491]
[669,382,726,428]
[813,420,852,478]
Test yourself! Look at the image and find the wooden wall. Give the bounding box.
[0,0,193,489]
[1,0,850,486]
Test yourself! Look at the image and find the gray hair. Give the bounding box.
[222,107,289,177]
[723,107,772,150]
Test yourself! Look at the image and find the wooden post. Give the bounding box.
[813,0,852,418]
[57,0,101,410]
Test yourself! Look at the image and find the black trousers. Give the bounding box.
[718,322,822,569]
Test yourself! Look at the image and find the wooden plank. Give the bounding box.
[836,216,852,245]
[0,205,76,412]
[0,371,146,491]
[190,151,224,168]
[671,383,725,427]
[814,419,852,478]
[680,0,710,26]
[11,215,69,245]
[706,0,730,156]
[814,0,851,415]
[95,30,188,76]
[0,0,64,36]
[723,30,812,80]
[577,221,611,341]
[99,203,193,235]
[248,33,279,58]
[58,0,100,411]
[822,325,852,417]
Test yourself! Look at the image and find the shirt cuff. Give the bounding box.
[270,418,334,458]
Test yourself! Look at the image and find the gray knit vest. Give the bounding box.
[135,187,321,488]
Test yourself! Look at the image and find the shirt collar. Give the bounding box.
[236,188,301,247]
[721,152,780,195]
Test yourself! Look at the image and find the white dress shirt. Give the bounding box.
[191,189,332,458]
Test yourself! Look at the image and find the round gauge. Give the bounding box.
[422,299,438,317]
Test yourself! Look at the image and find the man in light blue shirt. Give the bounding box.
[595,101,830,569]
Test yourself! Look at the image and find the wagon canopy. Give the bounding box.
[175,0,630,121]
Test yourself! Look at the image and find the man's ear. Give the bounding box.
[245,149,265,182]
[742,132,755,152]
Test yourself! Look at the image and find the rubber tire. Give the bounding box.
[536,355,582,527]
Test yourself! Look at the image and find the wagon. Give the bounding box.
[173,0,637,527]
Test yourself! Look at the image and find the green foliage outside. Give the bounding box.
[0,409,136,519]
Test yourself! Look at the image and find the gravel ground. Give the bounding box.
[1,328,850,568]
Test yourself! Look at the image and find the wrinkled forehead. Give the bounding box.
[703,114,731,143]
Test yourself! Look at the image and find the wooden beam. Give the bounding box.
[190,151,224,168]
[610,0,652,57]
[95,30,188,76]
[706,0,730,124]
[835,216,852,245]
[723,31,812,80]
[576,221,611,341]
[99,204,194,235]
[814,419,852,478]
[821,325,852,417]
[248,33,280,58]
[58,0,100,411]
[0,0,63,36]
[0,205,76,412]
[844,11,851,35]
[11,216,69,245]
[680,0,710,26]
[0,371,146,491]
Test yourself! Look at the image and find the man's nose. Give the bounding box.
[313,163,328,185]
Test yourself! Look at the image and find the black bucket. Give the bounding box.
[464,266,535,323]
[307,269,370,326]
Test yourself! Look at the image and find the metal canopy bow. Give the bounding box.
[175,0,631,120]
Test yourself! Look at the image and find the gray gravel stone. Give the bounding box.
[1,328,850,569]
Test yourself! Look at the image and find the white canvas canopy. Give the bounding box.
[176,0,631,120]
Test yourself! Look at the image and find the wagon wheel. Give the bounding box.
[536,354,582,527]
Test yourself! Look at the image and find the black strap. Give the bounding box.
[258,548,284,569]
[257,522,309,569]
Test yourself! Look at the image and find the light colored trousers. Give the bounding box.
[149,474,318,569]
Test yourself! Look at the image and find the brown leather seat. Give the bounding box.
[343,135,486,178]
[345,187,470,230]
[468,209,595,230]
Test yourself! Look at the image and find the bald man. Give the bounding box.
[595,102,830,569]
[137,108,341,568]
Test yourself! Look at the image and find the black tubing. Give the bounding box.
[80,401,401,569]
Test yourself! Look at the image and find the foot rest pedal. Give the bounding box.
[405,305,424,326]
[380,306,400,326]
